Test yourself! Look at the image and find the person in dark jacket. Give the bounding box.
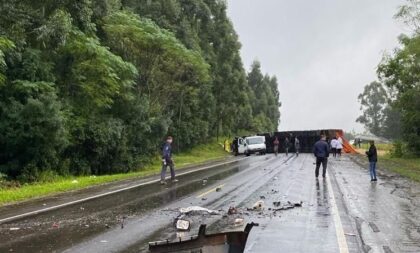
[294,137,301,156]
[160,136,178,185]
[284,137,290,156]
[273,137,280,156]
[365,140,378,181]
[313,135,330,178]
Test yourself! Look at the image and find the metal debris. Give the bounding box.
[149,223,259,253]
[228,206,238,215]
[272,201,303,211]
[234,218,244,226]
[121,216,127,229]
[179,206,219,215]
[176,220,190,231]
[252,200,264,210]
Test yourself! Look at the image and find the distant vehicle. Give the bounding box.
[234,135,266,156]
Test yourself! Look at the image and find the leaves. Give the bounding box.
[0,0,281,180]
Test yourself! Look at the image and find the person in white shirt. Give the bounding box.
[330,137,338,157]
[336,136,343,157]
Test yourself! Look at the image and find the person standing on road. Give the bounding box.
[313,135,330,178]
[294,137,300,156]
[365,140,378,182]
[273,136,280,156]
[330,137,338,158]
[160,136,178,185]
[336,136,343,157]
[284,137,290,156]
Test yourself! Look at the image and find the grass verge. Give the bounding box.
[378,155,420,182]
[0,140,229,206]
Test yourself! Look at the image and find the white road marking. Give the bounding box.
[196,184,225,198]
[0,157,247,224]
[326,173,350,253]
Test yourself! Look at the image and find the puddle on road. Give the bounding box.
[0,163,246,253]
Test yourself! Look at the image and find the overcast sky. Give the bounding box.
[227,0,407,133]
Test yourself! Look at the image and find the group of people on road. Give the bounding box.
[272,136,300,157]
[159,133,378,185]
[329,136,343,158]
[312,134,378,181]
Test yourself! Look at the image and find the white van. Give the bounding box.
[235,136,266,156]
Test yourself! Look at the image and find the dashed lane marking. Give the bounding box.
[196,184,225,198]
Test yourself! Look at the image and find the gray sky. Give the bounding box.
[227,0,407,133]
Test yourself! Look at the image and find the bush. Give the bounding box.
[0,81,67,181]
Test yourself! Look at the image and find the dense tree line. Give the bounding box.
[357,0,419,155]
[0,0,281,181]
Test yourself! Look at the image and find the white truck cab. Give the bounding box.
[236,135,266,156]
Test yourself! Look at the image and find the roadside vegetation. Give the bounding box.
[355,0,420,182]
[355,142,420,182]
[355,0,420,156]
[0,139,229,205]
[0,1,280,186]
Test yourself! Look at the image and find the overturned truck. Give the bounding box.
[259,129,357,154]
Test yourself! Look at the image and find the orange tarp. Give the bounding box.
[336,130,358,154]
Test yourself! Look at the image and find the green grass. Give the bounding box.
[379,155,420,182]
[0,140,229,206]
[357,142,393,151]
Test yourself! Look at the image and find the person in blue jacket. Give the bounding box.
[161,136,178,184]
[313,135,330,178]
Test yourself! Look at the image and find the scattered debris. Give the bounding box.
[176,220,190,231]
[234,218,244,226]
[80,206,85,211]
[179,206,219,215]
[149,223,259,253]
[105,224,110,229]
[252,200,264,211]
[260,196,266,199]
[52,222,59,228]
[121,216,127,229]
[201,198,207,201]
[273,201,281,207]
[293,201,303,207]
[216,187,222,192]
[228,206,238,215]
[9,228,20,231]
[272,201,303,211]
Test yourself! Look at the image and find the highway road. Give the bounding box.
[1,154,420,253]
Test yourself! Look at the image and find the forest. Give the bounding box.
[0,0,281,181]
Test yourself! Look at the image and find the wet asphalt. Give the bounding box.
[1,154,420,253]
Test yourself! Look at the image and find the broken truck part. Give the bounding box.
[148,222,259,253]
